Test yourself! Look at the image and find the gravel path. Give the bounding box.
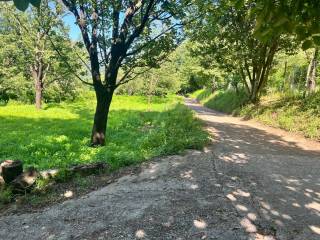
[0,99,319,240]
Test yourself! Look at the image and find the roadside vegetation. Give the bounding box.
[190,89,248,114]
[240,92,320,140]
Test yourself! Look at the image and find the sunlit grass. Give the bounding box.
[240,92,320,140]
[0,92,209,170]
[190,88,248,114]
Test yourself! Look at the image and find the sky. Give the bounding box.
[63,13,81,41]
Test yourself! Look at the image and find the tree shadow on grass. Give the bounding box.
[0,104,206,171]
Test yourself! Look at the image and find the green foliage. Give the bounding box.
[250,0,320,49]
[192,89,248,114]
[13,0,37,11]
[60,0,188,91]
[0,0,41,11]
[205,90,248,114]
[0,1,86,104]
[187,0,296,102]
[240,93,320,140]
[189,89,212,102]
[268,50,311,92]
[192,87,320,140]
[141,104,209,156]
[0,186,13,204]
[117,41,216,96]
[0,94,209,170]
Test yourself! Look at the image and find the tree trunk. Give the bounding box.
[0,160,23,183]
[305,48,318,95]
[249,73,259,103]
[249,86,259,103]
[35,77,43,110]
[239,68,250,95]
[282,61,287,92]
[31,67,44,110]
[90,87,114,147]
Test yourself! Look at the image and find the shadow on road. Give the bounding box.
[186,98,320,240]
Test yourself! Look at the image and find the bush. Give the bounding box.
[0,186,13,204]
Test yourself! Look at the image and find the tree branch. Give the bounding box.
[47,35,93,87]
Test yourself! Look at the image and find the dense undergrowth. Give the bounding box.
[191,89,320,140]
[0,93,209,171]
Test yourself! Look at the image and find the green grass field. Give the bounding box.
[0,93,209,171]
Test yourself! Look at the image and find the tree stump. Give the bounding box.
[11,167,39,193]
[0,160,23,183]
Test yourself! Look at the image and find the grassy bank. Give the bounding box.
[240,93,320,140]
[191,89,320,140]
[190,89,248,114]
[0,93,209,171]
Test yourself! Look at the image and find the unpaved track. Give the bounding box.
[0,99,319,240]
[186,98,320,240]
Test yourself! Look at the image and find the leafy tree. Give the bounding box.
[0,1,85,107]
[117,63,182,97]
[187,0,296,102]
[60,0,188,146]
[268,51,308,92]
[247,0,320,49]
[176,42,219,94]
[117,41,219,98]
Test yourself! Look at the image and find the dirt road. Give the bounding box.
[186,98,320,240]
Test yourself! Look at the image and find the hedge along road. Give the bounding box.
[0,98,319,240]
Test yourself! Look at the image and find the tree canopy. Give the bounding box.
[251,0,320,49]
[1,0,41,11]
